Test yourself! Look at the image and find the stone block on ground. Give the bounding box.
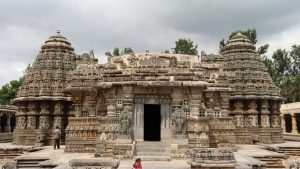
[69,158,120,169]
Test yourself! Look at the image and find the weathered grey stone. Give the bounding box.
[69,158,120,169]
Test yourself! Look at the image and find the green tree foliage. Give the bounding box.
[0,77,24,104]
[123,47,134,54]
[289,45,300,102]
[262,47,300,103]
[105,47,134,57]
[271,49,292,101]
[113,48,120,56]
[105,51,112,57]
[173,38,198,55]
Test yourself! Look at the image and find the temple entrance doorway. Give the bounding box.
[144,104,161,141]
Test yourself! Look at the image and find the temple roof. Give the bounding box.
[42,30,74,51]
[14,31,95,102]
[222,32,256,55]
[222,32,283,100]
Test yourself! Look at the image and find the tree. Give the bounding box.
[105,51,112,57]
[219,28,268,55]
[105,47,134,57]
[122,47,134,54]
[289,45,300,102]
[0,77,24,104]
[173,38,198,55]
[270,49,293,102]
[113,48,120,56]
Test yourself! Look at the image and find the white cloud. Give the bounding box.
[259,23,300,57]
[0,62,27,86]
[1,0,300,86]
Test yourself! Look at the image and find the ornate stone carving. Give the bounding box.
[234,115,244,127]
[39,116,49,129]
[16,116,26,129]
[261,115,270,127]
[172,108,186,135]
[271,115,280,127]
[245,115,258,127]
[119,108,132,135]
[53,116,62,128]
[190,148,235,169]
[27,116,36,129]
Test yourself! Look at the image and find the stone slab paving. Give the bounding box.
[0,143,296,168]
[118,160,190,169]
[2,145,188,169]
[235,144,284,157]
[267,141,300,148]
[0,142,31,149]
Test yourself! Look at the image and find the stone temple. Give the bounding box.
[12,31,284,160]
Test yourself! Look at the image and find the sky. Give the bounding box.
[1,0,300,86]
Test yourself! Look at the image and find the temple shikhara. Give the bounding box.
[12,31,284,162]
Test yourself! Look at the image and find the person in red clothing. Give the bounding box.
[133,158,142,169]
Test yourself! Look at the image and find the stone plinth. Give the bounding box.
[189,148,235,169]
[69,158,119,169]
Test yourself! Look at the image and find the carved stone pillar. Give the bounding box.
[190,87,202,118]
[270,101,280,128]
[245,100,258,127]
[260,100,270,128]
[171,87,182,110]
[16,103,27,130]
[39,103,50,129]
[54,102,64,128]
[122,86,134,117]
[74,103,82,117]
[281,115,286,133]
[220,91,230,117]
[89,92,98,117]
[232,100,244,127]
[4,114,11,132]
[27,102,37,130]
[292,113,298,134]
[107,99,116,117]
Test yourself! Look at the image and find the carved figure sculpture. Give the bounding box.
[39,116,50,129]
[19,116,26,129]
[120,108,131,135]
[27,116,36,129]
[53,116,62,128]
[172,108,185,135]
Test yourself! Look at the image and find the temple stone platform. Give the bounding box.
[1,142,299,168]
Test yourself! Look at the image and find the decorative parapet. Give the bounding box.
[189,148,235,169]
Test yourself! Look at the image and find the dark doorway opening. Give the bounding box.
[144,104,161,141]
[285,114,292,133]
[0,115,7,133]
[296,114,300,134]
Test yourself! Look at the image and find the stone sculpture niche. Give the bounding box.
[119,107,132,138]
[172,107,186,136]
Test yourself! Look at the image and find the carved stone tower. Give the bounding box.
[13,31,96,145]
[222,33,284,144]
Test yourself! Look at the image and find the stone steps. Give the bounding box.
[278,147,300,156]
[0,133,13,143]
[0,148,23,159]
[134,141,171,161]
[254,157,284,169]
[16,156,49,169]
